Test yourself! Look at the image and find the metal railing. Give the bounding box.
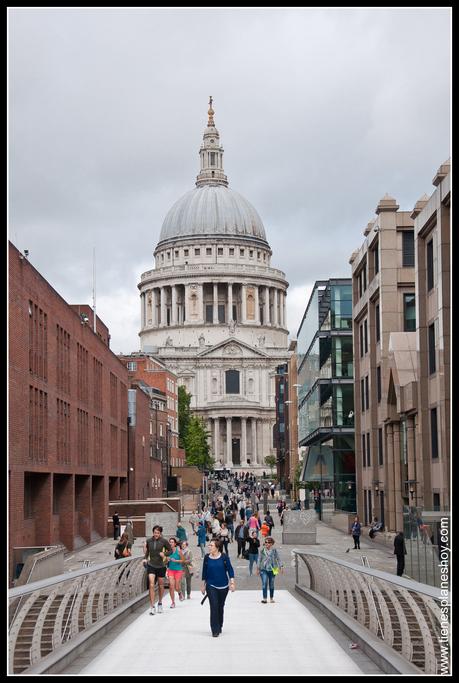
[293,549,450,675]
[8,557,147,674]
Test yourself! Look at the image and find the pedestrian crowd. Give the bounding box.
[136,470,284,637]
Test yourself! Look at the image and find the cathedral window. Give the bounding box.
[184,249,189,256]
[229,248,234,256]
[249,250,254,258]
[210,152,216,166]
[206,247,212,255]
[225,369,240,394]
[175,250,179,258]
[194,248,200,256]
[218,247,223,256]
[240,249,245,256]
[218,305,225,323]
[206,305,213,323]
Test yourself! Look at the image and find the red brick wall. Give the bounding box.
[8,242,131,579]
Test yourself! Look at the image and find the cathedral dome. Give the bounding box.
[158,184,267,244]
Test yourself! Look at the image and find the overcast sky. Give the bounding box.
[9,7,451,354]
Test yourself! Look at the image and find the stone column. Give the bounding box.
[160,287,167,327]
[273,288,278,326]
[406,415,416,496]
[214,417,220,463]
[153,289,159,327]
[385,423,394,532]
[257,419,264,466]
[241,284,247,323]
[213,282,219,324]
[241,417,248,466]
[393,422,403,532]
[226,417,233,467]
[254,285,260,324]
[228,282,233,322]
[251,417,257,466]
[171,285,177,326]
[264,287,269,326]
[140,293,145,328]
[279,291,284,327]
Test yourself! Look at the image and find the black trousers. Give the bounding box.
[207,585,229,636]
[352,534,360,549]
[396,554,405,576]
[237,539,245,557]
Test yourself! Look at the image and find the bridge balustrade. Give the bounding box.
[293,549,450,675]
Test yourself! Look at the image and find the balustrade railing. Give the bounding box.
[293,549,450,675]
[8,557,147,675]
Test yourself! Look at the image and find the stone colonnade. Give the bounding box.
[208,416,272,468]
[140,282,286,329]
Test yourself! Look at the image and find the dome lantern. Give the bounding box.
[196,96,228,188]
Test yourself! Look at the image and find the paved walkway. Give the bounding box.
[60,512,391,674]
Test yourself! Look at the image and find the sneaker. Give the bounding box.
[170,602,176,609]
[212,633,219,637]
[270,599,275,603]
[149,606,156,615]
[157,603,163,614]
[261,599,267,604]
[179,593,185,601]
[187,595,191,599]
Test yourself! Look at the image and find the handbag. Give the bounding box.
[122,546,131,557]
[272,566,279,575]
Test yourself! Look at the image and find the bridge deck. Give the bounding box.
[78,590,363,675]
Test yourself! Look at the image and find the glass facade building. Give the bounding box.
[297,279,355,512]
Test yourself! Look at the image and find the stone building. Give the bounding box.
[138,99,289,472]
[349,159,450,539]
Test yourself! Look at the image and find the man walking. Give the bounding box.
[143,525,172,614]
[112,511,120,540]
[394,531,407,577]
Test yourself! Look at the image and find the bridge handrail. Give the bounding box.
[292,549,450,675]
[8,557,147,674]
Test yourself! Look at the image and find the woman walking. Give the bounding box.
[180,540,194,599]
[114,531,132,559]
[162,537,185,608]
[257,537,283,603]
[248,512,261,538]
[219,522,230,554]
[351,515,361,550]
[247,530,260,576]
[201,539,236,637]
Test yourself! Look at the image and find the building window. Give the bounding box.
[364,318,368,354]
[433,492,440,511]
[378,427,383,465]
[240,248,245,256]
[206,305,213,323]
[210,152,216,166]
[359,324,364,358]
[184,249,189,256]
[428,323,436,374]
[206,247,212,255]
[225,369,240,394]
[249,250,253,257]
[218,304,225,323]
[127,361,137,371]
[375,303,380,342]
[365,375,369,410]
[167,251,171,260]
[402,231,415,267]
[257,251,261,259]
[376,365,381,403]
[427,239,434,291]
[430,407,438,459]
[362,434,366,467]
[194,248,200,256]
[218,247,223,256]
[360,378,365,411]
[229,248,234,256]
[366,432,371,467]
[373,244,379,274]
[403,293,416,332]
[175,250,179,257]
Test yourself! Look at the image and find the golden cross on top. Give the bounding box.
[209,95,213,109]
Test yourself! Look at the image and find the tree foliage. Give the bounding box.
[264,454,276,476]
[184,416,215,471]
[178,385,191,448]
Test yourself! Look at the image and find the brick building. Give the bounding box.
[8,242,151,580]
[118,353,186,477]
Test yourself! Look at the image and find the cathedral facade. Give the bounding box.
[138,100,289,472]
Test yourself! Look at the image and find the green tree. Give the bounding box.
[178,385,191,448]
[264,454,276,477]
[184,416,215,471]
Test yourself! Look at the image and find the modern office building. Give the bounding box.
[297,279,355,514]
[137,99,289,472]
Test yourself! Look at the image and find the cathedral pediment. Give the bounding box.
[196,338,270,359]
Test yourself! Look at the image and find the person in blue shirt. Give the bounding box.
[201,538,236,637]
[196,521,207,558]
